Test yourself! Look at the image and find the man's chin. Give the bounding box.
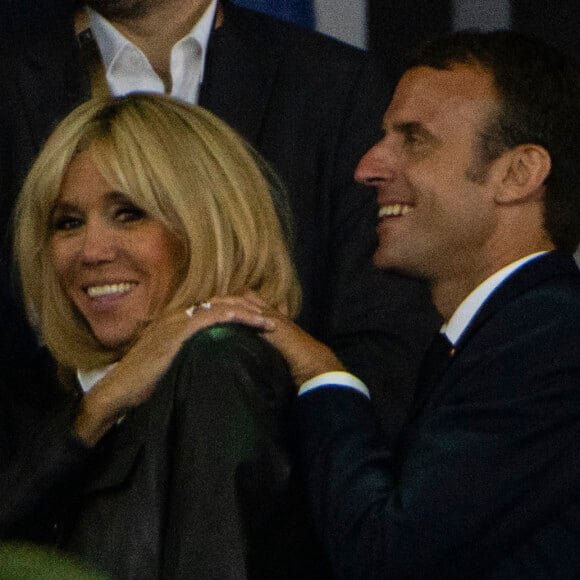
[86,0,148,21]
[373,251,405,272]
[372,252,427,281]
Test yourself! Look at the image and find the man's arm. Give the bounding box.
[258,302,580,579]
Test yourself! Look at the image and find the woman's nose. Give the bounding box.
[79,222,117,264]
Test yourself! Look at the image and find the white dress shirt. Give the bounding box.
[87,0,217,103]
[441,251,547,345]
[300,252,548,398]
[77,364,117,393]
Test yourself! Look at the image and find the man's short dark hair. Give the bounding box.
[408,31,580,253]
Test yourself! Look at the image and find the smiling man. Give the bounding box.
[254,31,580,579]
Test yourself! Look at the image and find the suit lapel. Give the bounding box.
[16,3,281,151]
[200,2,282,145]
[406,252,578,424]
[454,252,579,354]
[408,332,455,421]
[81,371,176,494]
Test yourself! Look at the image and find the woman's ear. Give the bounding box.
[494,144,551,204]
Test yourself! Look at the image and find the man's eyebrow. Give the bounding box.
[392,121,431,137]
[391,121,441,146]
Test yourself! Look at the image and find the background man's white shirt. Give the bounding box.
[87,0,217,103]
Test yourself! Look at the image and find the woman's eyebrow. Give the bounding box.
[51,201,79,214]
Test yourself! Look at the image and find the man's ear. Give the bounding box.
[494,144,551,204]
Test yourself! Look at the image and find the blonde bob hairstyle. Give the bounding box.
[14,94,301,370]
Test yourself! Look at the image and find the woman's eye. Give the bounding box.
[115,206,146,223]
[52,215,83,231]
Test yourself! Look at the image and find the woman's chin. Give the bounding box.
[90,320,147,354]
[94,333,136,356]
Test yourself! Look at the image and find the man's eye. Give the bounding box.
[404,133,422,146]
[52,215,83,231]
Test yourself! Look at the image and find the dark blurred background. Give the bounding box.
[0,1,578,69]
[368,0,579,77]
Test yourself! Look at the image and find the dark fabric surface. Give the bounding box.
[63,324,329,579]
[1,324,331,579]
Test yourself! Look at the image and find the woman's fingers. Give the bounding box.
[185,293,344,385]
[183,295,275,333]
[75,294,273,446]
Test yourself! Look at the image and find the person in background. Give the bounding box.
[4,93,330,579]
[0,0,440,439]
[237,31,580,578]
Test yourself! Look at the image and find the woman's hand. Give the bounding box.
[75,295,273,446]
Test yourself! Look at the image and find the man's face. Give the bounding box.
[355,64,501,287]
[86,0,209,20]
[87,0,148,19]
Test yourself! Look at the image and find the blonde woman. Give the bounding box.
[6,94,326,579]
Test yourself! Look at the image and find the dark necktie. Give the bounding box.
[408,332,455,420]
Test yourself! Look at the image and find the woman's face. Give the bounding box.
[50,151,183,352]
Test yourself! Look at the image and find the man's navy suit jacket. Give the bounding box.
[296,252,580,579]
[0,1,439,429]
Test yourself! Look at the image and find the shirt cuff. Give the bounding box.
[298,371,370,399]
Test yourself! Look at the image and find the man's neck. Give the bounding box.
[432,243,554,321]
[432,275,485,323]
[97,0,222,85]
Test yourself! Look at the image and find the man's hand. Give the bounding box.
[240,293,345,387]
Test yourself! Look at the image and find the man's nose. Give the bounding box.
[354,141,394,187]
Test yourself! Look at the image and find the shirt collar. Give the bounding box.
[86,0,217,100]
[188,0,217,61]
[86,6,126,73]
[442,252,548,345]
[77,363,117,393]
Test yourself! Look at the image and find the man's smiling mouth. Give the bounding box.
[378,204,413,218]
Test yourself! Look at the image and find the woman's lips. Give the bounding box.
[85,282,136,298]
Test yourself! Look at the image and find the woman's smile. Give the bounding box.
[85,282,136,298]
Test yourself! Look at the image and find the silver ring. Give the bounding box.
[185,302,212,318]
